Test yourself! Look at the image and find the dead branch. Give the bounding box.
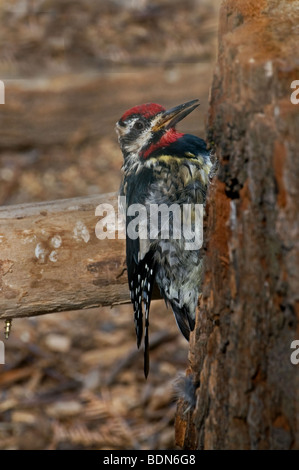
[0,193,131,319]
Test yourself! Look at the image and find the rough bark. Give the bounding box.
[0,193,130,319]
[176,0,299,450]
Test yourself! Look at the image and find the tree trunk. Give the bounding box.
[176,0,299,450]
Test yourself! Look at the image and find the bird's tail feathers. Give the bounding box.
[171,303,195,341]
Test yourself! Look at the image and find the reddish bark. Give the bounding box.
[176,0,299,449]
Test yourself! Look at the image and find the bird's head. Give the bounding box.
[116,99,200,162]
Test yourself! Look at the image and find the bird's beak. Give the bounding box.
[153,99,200,131]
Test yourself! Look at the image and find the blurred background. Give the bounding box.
[0,0,220,449]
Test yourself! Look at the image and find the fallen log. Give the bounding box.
[0,193,130,319]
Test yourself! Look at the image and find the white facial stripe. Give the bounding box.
[117,112,164,160]
[121,119,153,154]
[116,117,138,136]
[115,118,137,138]
[133,127,153,152]
[151,114,163,128]
[124,118,138,134]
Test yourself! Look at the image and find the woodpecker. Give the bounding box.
[116,99,212,377]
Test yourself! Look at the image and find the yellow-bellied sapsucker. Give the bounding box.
[116,99,212,376]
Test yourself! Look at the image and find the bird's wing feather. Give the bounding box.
[124,169,156,374]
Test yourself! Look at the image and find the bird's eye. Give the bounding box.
[134,120,145,131]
